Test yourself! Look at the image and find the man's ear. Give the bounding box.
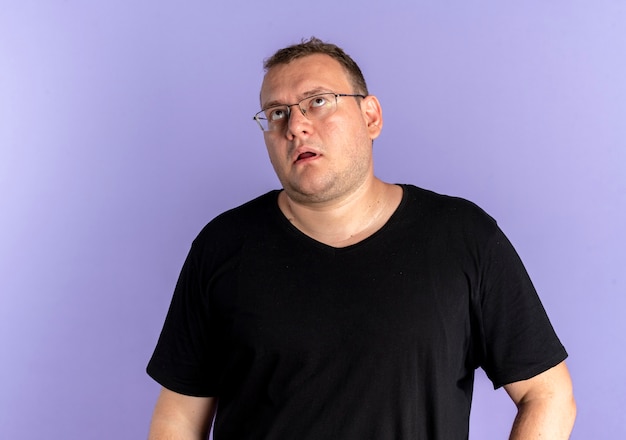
[362,95,383,140]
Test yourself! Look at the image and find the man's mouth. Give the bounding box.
[295,152,317,163]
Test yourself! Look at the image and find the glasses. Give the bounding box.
[253,92,365,132]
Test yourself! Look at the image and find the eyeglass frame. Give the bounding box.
[253,92,366,132]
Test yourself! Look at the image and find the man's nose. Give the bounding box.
[286,104,310,135]
[287,104,311,129]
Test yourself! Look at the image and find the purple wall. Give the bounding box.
[1,1,624,438]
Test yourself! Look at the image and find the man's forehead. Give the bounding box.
[260,54,350,105]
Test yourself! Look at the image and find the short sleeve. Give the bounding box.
[146,240,224,397]
[475,225,567,388]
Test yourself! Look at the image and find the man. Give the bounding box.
[147,37,576,439]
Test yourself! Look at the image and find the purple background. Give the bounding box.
[1,1,624,438]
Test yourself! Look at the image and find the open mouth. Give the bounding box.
[295,152,317,163]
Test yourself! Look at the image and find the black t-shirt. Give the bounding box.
[147,184,567,439]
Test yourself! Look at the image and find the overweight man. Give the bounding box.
[147,37,576,439]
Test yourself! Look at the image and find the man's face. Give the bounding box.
[260,53,382,205]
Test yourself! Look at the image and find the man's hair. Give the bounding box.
[263,37,369,95]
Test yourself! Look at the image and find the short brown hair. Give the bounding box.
[263,37,369,95]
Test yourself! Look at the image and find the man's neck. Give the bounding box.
[278,179,403,248]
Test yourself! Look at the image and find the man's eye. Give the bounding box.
[310,96,327,108]
[269,108,286,121]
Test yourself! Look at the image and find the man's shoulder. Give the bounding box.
[213,190,279,223]
[401,184,491,215]
[399,184,498,232]
[193,189,280,245]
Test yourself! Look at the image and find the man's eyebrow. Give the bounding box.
[301,87,332,98]
[261,99,284,110]
[262,88,333,110]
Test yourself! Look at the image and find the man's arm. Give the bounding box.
[504,361,576,439]
[148,387,217,440]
